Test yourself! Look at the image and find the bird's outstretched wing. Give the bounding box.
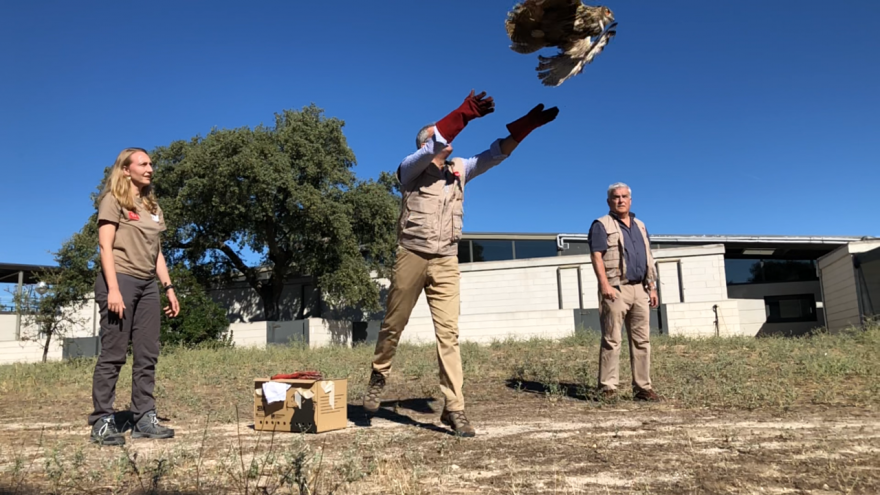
[505,0,582,54]
[536,21,616,86]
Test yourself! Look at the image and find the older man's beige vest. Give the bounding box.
[596,213,656,287]
[397,158,466,257]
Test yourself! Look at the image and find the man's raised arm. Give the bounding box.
[398,90,495,186]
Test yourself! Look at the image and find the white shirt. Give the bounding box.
[397,126,508,186]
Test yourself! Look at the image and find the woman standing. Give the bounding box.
[88,148,180,446]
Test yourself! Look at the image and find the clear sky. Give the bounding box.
[1,0,878,267]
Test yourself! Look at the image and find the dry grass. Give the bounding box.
[1,325,879,494]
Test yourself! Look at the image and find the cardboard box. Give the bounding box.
[253,378,347,433]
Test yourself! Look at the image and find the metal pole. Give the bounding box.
[556,268,563,310]
[576,266,584,309]
[14,271,23,340]
[676,261,685,303]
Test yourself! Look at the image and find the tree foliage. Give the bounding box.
[159,265,230,346]
[151,104,400,321]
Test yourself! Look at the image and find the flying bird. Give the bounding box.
[505,0,617,87]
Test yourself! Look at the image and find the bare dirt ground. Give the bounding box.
[1,385,879,494]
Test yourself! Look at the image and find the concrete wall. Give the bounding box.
[0,339,64,364]
[224,245,729,348]
[727,281,824,336]
[657,261,682,304]
[221,245,729,326]
[0,318,96,365]
[0,243,757,363]
[212,245,730,347]
[819,240,880,332]
[350,246,728,342]
[229,318,354,349]
[208,277,320,323]
[650,250,728,306]
[821,255,857,331]
[229,322,275,348]
[661,299,766,338]
[678,253,728,303]
[0,296,100,365]
[0,314,17,342]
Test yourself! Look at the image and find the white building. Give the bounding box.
[218,233,876,348]
[0,263,100,364]
[2,233,877,365]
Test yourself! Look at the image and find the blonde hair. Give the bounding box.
[99,147,158,214]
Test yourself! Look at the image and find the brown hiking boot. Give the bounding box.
[634,388,664,402]
[363,370,386,413]
[440,410,476,437]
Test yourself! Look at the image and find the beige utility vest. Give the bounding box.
[596,213,656,287]
[397,158,465,257]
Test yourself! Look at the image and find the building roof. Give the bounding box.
[0,263,57,285]
[637,234,872,245]
[462,232,875,248]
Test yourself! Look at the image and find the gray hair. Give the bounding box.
[607,182,632,199]
[415,123,435,149]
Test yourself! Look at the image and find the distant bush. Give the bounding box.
[159,265,230,347]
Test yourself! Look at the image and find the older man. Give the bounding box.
[363,90,559,436]
[588,182,662,401]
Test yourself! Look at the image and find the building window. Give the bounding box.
[513,240,558,260]
[458,241,471,264]
[726,259,818,285]
[764,294,817,323]
[471,240,514,262]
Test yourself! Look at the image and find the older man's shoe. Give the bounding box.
[634,388,664,402]
[597,388,617,402]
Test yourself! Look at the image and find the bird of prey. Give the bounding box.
[505,0,617,87]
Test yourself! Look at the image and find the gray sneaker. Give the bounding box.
[91,415,125,446]
[132,411,175,439]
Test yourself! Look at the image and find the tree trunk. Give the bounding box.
[260,285,281,321]
[298,284,305,320]
[42,329,52,363]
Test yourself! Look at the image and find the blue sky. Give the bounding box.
[1,0,878,267]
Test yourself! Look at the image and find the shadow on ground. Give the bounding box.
[505,379,601,402]
[347,398,456,436]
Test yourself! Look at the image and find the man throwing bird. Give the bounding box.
[363,90,559,436]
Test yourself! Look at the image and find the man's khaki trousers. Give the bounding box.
[371,246,464,411]
[597,283,653,392]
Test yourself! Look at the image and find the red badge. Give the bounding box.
[128,211,140,221]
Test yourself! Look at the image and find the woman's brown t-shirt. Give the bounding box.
[97,194,166,280]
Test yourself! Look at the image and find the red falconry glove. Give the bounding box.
[271,371,324,380]
[506,104,559,143]
[434,90,495,143]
